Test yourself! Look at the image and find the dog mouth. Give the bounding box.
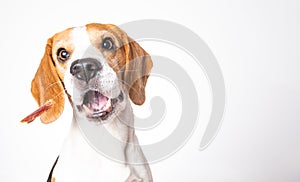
[77,90,123,120]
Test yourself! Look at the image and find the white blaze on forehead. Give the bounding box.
[71,26,92,59]
[70,26,105,62]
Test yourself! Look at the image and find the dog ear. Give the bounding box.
[124,37,153,105]
[31,38,65,124]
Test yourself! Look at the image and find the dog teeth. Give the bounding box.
[101,99,112,112]
[97,112,106,117]
[82,104,92,115]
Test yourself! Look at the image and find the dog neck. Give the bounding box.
[53,99,152,181]
[53,100,133,181]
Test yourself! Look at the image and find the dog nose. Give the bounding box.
[70,58,102,82]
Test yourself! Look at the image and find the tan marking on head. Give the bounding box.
[86,23,128,72]
[86,23,153,105]
[50,28,75,80]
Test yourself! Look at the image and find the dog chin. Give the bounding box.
[76,90,124,123]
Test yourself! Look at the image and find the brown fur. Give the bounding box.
[31,38,65,124]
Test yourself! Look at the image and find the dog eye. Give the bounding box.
[57,48,70,62]
[102,37,114,50]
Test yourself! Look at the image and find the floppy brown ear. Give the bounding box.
[124,37,153,105]
[31,38,65,124]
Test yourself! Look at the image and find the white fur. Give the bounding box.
[53,117,131,182]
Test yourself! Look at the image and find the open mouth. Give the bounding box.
[77,90,123,120]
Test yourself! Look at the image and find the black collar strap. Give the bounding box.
[47,156,59,182]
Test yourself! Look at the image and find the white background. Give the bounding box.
[0,0,300,181]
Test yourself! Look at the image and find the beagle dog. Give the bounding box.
[25,23,153,182]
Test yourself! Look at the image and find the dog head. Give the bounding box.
[31,23,152,123]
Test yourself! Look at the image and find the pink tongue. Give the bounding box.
[90,92,109,111]
[92,92,108,110]
[84,91,112,113]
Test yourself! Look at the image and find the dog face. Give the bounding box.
[31,23,152,123]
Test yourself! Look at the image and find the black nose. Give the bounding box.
[70,58,102,82]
